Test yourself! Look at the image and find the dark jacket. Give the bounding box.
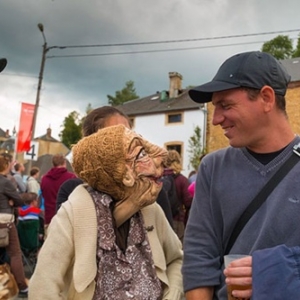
[56,178,83,211]
[156,188,174,228]
[0,174,24,214]
[252,244,300,299]
[41,167,76,224]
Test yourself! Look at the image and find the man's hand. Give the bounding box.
[223,256,252,299]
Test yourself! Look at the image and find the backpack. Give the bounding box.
[162,174,180,217]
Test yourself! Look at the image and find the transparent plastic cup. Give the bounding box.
[224,254,251,300]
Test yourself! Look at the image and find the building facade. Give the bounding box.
[117,72,206,177]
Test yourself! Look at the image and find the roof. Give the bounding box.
[0,137,15,152]
[34,133,60,143]
[116,89,203,117]
[281,57,300,82]
[0,128,8,138]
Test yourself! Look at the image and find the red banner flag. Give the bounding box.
[16,102,35,153]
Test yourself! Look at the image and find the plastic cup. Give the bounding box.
[224,254,251,300]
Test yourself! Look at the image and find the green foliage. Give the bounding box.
[188,125,205,170]
[292,35,300,58]
[261,35,294,59]
[107,80,139,106]
[59,111,82,149]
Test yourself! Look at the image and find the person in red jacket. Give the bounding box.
[164,150,192,242]
[40,154,76,233]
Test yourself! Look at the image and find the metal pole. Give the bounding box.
[27,24,48,174]
[31,23,48,140]
[31,41,47,140]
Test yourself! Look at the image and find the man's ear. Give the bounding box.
[122,165,135,187]
[260,85,275,112]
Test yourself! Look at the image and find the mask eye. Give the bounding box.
[136,148,147,160]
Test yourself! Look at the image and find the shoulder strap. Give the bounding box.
[224,143,300,255]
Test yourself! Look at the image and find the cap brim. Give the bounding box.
[0,58,7,73]
[189,81,240,103]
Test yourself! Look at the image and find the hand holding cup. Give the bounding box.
[223,254,252,300]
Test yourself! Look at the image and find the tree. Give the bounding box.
[292,35,300,58]
[59,111,82,149]
[188,125,205,170]
[261,35,294,59]
[107,80,139,106]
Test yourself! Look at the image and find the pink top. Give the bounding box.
[188,181,196,197]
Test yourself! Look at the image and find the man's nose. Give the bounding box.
[212,107,225,126]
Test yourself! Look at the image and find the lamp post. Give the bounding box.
[26,23,51,174]
[31,23,49,141]
[26,24,65,173]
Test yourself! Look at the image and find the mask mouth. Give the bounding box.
[144,175,163,185]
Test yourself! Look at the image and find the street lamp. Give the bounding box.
[26,24,55,174]
[31,23,49,141]
[26,24,66,173]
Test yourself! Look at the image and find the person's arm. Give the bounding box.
[252,244,300,299]
[223,256,252,299]
[182,161,222,297]
[14,175,26,192]
[185,287,214,300]
[4,180,23,207]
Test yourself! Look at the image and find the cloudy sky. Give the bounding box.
[0,0,299,139]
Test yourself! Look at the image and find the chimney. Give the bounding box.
[169,72,183,98]
[5,130,9,138]
[46,127,52,138]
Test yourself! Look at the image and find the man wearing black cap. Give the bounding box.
[182,51,300,300]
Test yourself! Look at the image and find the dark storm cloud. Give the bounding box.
[0,0,299,138]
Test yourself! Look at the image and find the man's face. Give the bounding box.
[122,128,167,206]
[212,88,268,151]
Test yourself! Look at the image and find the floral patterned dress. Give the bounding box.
[89,188,163,300]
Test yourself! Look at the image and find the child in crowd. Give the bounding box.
[18,193,41,221]
[19,193,44,242]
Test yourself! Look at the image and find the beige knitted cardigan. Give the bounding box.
[29,184,183,300]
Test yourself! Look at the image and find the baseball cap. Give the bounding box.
[0,58,7,73]
[189,51,291,103]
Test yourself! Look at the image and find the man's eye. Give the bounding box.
[136,148,147,159]
[221,103,230,110]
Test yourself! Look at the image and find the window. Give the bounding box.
[165,143,182,156]
[166,112,183,124]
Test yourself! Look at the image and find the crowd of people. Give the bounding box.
[0,49,300,300]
